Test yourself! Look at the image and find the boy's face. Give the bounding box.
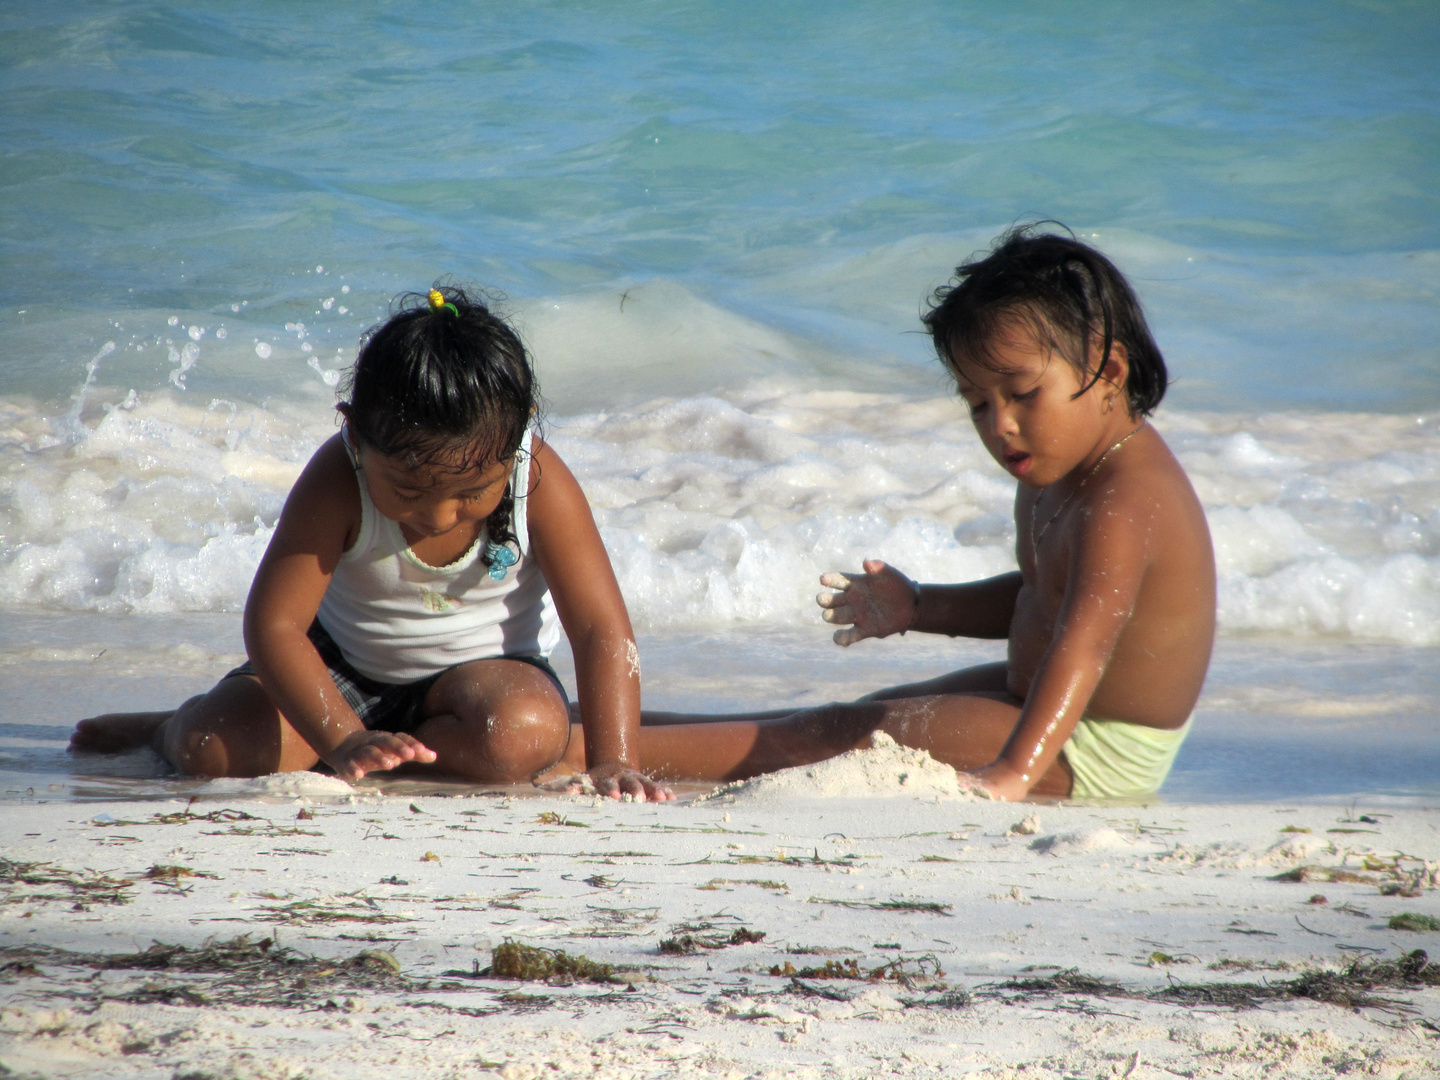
[952,325,1125,489]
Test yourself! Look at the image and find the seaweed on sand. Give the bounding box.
[697,877,788,892]
[769,954,945,984]
[143,865,219,883]
[1271,866,1378,885]
[150,805,259,826]
[87,799,260,828]
[807,896,952,915]
[487,941,614,983]
[0,857,135,910]
[659,922,766,954]
[533,812,590,828]
[255,895,415,926]
[0,935,414,1009]
[1389,913,1440,932]
[1272,855,1435,894]
[571,904,660,938]
[980,950,1438,1014]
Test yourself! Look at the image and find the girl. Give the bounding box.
[73,287,671,802]
[547,226,1216,802]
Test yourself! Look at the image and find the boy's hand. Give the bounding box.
[955,761,1031,802]
[817,559,919,646]
[585,763,675,802]
[325,729,437,781]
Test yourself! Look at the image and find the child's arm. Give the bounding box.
[525,438,671,802]
[817,560,1021,645]
[243,437,437,780]
[971,489,1154,800]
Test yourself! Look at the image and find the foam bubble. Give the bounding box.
[0,391,320,613]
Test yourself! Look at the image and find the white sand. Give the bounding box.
[2,755,1438,1079]
[696,733,976,805]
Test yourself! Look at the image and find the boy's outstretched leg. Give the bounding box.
[549,678,1073,797]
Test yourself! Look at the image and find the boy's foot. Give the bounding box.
[69,712,172,754]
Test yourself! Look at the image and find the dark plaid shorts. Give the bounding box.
[225,620,567,736]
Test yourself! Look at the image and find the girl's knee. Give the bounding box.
[164,717,233,777]
[439,694,570,781]
[488,698,570,777]
[162,680,287,777]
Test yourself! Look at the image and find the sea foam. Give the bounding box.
[2,381,1437,644]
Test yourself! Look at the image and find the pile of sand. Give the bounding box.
[697,731,981,806]
[194,772,356,800]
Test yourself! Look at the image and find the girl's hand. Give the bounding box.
[816,559,919,646]
[585,763,675,802]
[325,729,437,781]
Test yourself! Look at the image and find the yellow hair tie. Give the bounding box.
[427,289,459,317]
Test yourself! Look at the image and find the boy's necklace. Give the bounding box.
[1030,423,1146,557]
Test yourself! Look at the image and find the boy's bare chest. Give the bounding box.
[1007,533,1079,689]
[1007,578,1057,682]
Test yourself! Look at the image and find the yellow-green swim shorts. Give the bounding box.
[1062,717,1191,800]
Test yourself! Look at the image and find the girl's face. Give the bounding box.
[358,445,513,541]
[952,323,1128,489]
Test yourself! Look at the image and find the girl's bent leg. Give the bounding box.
[142,677,320,777]
[413,659,571,782]
[72,707,188,754]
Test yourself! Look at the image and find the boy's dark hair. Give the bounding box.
[922,224,1167,416]
[342,283,539,562]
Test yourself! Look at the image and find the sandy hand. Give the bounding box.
[584,763,675,802]
[325,729,437,780]
[955,762,1029,802]
[816,559,919,647]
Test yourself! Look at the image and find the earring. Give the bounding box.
[1104,396,1115,414]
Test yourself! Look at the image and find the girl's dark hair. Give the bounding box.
[341,283,538,563]
[922,224,1167,416]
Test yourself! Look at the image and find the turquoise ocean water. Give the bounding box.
[1,2,1438,801]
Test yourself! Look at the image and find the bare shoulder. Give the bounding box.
[524,431,628,624]
[524,434,607,568]
[1077,424,1212,572]
[526,434,588,515]
[275,433,362,553]
[1086,425,1200,518]
[246,433,362,627]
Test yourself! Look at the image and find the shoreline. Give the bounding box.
[3,617,1439,808]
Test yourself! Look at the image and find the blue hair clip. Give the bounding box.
[484,541,519,581]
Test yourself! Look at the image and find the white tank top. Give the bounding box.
[316,425,561,684]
